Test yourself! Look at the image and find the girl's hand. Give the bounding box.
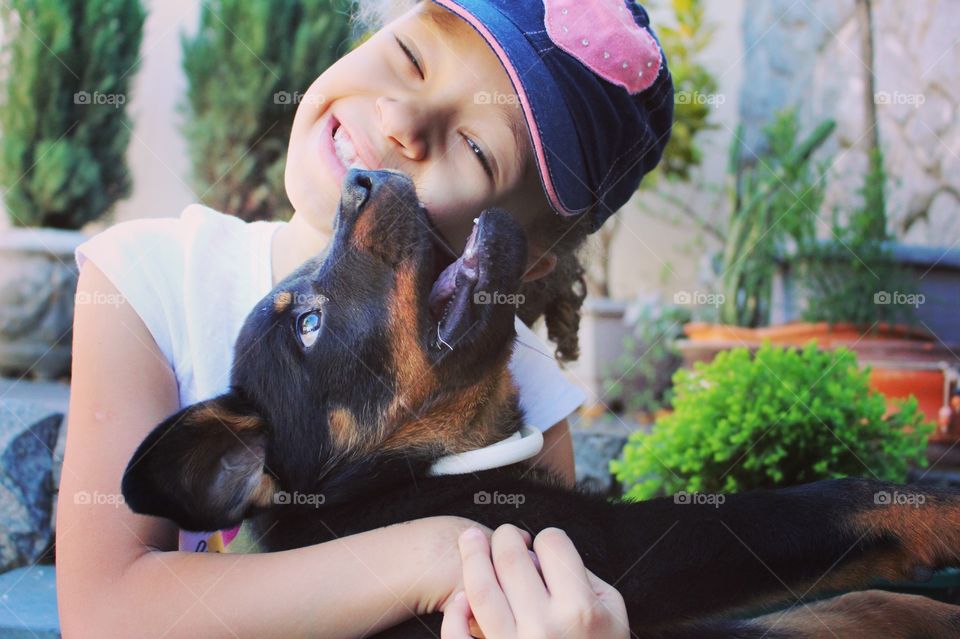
[442,525,629,639]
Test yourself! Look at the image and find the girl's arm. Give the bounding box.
[56,261,475,638]
[528,419,576,486]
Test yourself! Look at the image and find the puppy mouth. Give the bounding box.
[427,215,488,347]
[428,218,481,318]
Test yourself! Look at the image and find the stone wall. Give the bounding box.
[740,0,959,246]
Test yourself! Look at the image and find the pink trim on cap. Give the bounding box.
[430,0,572,216]
[544,0,662,94]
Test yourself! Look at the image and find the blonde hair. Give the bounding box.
[350,0,418,34]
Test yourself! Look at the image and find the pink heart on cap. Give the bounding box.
[544,0,662,94]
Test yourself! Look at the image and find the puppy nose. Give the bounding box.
[340,169,416,217]
[340,169,374,215]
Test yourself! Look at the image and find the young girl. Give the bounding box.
[57,0,673,636]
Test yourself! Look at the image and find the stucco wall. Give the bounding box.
[739,0,959,246]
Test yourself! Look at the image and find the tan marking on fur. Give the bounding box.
[188,402,263,433]
[248,473,278,508]
[273,290,293,313]
[328,407,363,452]
[847,495,960,581]
[350,206,377,253]
[751,590,960,639]
[380,362,518,456]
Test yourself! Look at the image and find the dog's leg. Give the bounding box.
[603,477,960,628]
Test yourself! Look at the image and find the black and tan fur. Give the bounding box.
[123,169,960,638]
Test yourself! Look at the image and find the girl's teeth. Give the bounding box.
[333,125,370,170]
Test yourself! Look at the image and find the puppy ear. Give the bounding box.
[121,392,277,532]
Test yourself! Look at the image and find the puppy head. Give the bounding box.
[122,169,528,531]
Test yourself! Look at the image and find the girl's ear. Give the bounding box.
[121,392,277,532]
[522,250,558,282]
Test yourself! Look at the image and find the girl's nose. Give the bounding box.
[376,96,428,162]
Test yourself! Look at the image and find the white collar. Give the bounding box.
[427,425,544,476]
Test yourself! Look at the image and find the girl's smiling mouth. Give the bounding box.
[318,112,375,183]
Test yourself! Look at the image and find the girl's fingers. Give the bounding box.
[532,528,594,603]
[458,527,516,639]
[490,524,549,612]
[441,591,473,639]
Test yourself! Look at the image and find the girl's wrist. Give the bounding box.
[408,516,481,615]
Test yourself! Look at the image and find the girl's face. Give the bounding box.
[285,2,546,253]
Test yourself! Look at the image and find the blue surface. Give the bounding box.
[0,565,59,638]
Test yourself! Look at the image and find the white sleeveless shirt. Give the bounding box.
[75,205,585,550]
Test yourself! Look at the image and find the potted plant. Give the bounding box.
[676,109,833,347]
[180,0,353,222]
[0,0,145,379]
[611,342,933,498]
[573,0,718,403]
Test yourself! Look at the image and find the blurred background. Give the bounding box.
[0,0,958,634]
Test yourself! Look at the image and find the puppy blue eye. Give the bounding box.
[298,311,321,348]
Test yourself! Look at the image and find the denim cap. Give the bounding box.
[429,0,674,232]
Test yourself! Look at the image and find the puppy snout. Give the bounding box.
[340,169,374,215]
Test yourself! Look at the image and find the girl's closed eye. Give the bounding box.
[463,132,494,181]
[394,35,424,80]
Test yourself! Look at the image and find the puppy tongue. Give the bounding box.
[428,220,481,320]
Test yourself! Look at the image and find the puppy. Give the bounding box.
[123,169,960,638]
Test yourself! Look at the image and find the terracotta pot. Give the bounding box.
[677,322,960,427]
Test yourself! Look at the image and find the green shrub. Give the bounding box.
[180,0,353,222]
[611,342,933,500]
[0,0,145,229]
